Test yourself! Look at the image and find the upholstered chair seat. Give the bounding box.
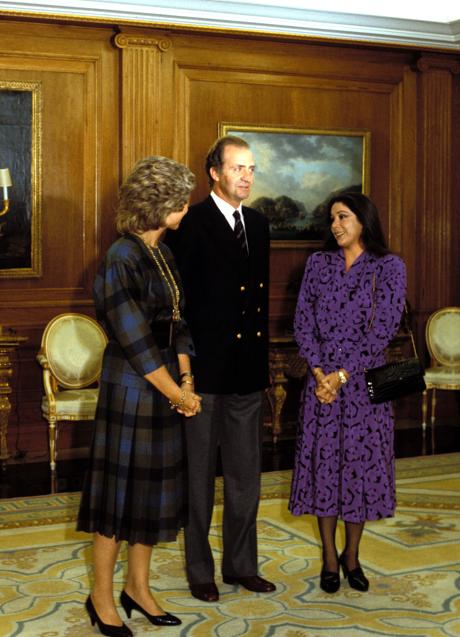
[41,388,100,419]
[37,313,107,489]
[422,307,460,431]
[423,367,460,386]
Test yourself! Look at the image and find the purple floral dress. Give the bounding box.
[289,249,406,523]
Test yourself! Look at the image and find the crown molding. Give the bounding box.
[0,1,459,50]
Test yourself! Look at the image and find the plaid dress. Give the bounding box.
[77,235,195,545]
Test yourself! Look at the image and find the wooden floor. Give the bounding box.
[0,421,459,499]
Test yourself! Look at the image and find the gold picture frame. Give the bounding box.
[0,80,42,277]
[220,123,370,248]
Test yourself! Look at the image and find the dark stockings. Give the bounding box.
[343,520,365,570]
[317,516,338,572]
[317,516,365,572]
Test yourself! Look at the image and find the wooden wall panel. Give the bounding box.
[409,56,460,422]
[0,22,119,316]
[416,56,460,340]
[0,21,119,460]
[452,78,460,308]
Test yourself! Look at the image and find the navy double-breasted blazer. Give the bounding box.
[166,196,270,394]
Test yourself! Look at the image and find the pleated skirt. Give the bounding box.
[77,362,185,546]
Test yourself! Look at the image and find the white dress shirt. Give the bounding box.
[210,191,246,232]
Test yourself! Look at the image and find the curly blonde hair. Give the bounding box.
[116,156,196,234]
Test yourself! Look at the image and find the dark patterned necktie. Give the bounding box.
[233,210,248,257]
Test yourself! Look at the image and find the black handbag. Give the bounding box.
[364,275,426,404]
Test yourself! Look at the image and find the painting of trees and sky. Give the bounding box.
[222,126,369,242]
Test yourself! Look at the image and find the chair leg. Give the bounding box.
[51,470,57,494]
[421,390,428,433]
[431,389,437,426]
[49,417,57,472]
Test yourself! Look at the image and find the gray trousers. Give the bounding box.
[184,391,264,585]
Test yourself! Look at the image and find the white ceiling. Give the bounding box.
[244,0,460,23]
[0,0,459,49]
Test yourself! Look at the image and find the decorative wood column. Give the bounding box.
[417,56,460,312]
[114,29,172,179]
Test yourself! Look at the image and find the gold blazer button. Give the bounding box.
[236,333,242,339]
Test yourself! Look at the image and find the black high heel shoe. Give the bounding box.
[320,552,340,593]
[320,568,340,593]
[339,554,369,592]
[120,590,181,626]
[85,596,133,637]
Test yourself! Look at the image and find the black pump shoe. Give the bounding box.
[339,555,369,592]
[320,568,341,594]
[85,596,133,637]
[120,590,181,626]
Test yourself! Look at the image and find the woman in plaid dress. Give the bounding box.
[77,156,201,636]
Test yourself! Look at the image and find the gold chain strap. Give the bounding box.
[146,245,181,322]
[368,272,377,330]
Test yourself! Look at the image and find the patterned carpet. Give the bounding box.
[0,453,459,637]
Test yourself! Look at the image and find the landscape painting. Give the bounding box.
[220,124,370,246]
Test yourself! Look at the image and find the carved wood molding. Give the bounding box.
[114,32,171,52]
[114,29,173,177]
[416,56,460,75]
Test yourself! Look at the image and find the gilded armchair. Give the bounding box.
[422,306,460,431]
[37,313,107,477]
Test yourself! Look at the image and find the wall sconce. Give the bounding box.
[0,168,12,216]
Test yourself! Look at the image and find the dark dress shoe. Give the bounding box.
[222,574,276,592]
[320,569,340,594]
[120,590,181,626]
[189,582,219,602]
[339,555,369,592]
[85,596,133,637]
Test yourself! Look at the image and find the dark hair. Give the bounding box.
[116,156,195,234]
[323,191,390,256]
[205,135,250,186]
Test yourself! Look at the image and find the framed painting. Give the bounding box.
[220,123,370,247]
[0,80,42,277]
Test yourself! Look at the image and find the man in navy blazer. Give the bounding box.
[166,136,276,601]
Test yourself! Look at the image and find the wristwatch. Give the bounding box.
[338,370,348,385]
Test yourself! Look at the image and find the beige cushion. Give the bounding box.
[41,388,99,419]
[427,310,460,366]
[424,366,460,387]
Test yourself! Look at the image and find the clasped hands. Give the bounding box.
[177,384,202,417]
[312,367,347,405]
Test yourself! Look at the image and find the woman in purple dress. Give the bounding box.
[289,192,406,594]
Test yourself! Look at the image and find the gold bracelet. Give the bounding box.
[169,389,187,410]
[181,379,194,386]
